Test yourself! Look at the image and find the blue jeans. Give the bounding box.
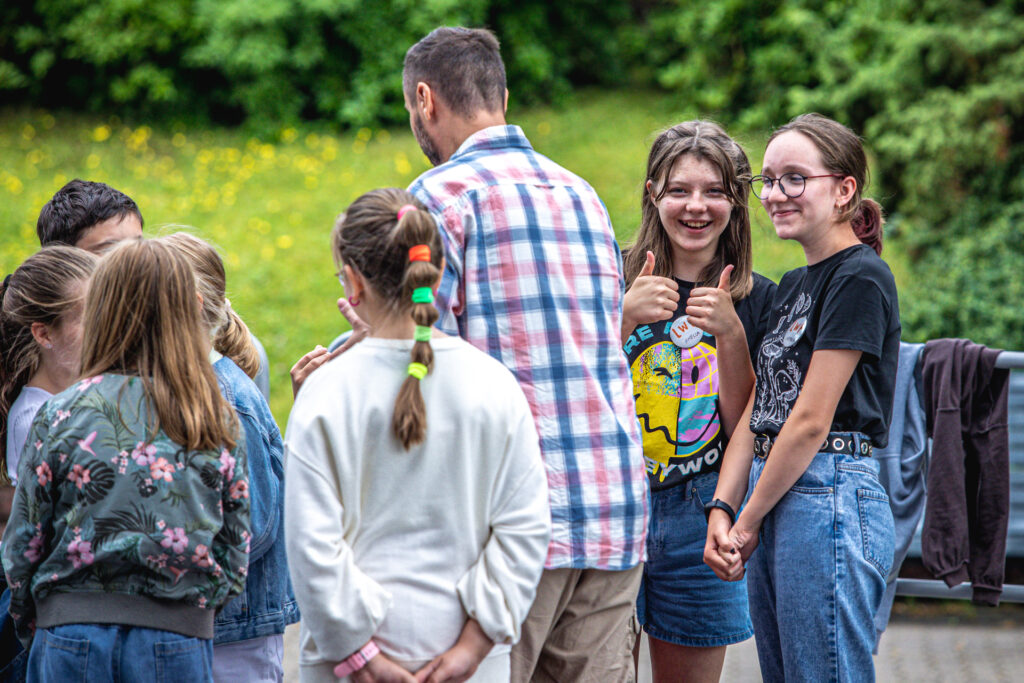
[746,442,895,683]
[27,624,213,683]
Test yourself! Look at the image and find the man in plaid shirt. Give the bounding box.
[404,27,649,682]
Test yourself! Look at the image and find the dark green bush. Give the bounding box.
[0,0,632,127]
[3,0,1022,347]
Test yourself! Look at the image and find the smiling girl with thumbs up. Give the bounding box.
[621,121,776,683]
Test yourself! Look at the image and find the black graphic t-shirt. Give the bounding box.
[749,244,900,446]
[624,272,776,491]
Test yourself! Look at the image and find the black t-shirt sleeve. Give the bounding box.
[749,274,777,355]
[814,270,892,360]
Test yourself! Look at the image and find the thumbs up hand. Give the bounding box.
[622,250,680,342]
[685,265,743,340]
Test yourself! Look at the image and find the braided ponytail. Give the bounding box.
[392,206,441,449]
[331,189,444,450]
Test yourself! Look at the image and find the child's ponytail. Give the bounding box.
[331,189,444,451]
[392,205,441,449]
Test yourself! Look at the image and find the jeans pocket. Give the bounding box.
[154,637,210,683]
[857,489,895,577]
[36,629,90,682]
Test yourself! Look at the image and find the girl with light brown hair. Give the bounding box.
[2,238,250,680]
[1,246,97,484]
[284,188,550,683]
[622,121,776,683]
[159,231,298,682]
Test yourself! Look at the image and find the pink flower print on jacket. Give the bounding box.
[67,536,94,569]
[51,410,71,427]
[229,479,249,500]
[67,464,92,489]
[35,462,52,487]
[161,527,189,554]
[24,530,45,563]
[131,442,157,466]
[191,544,214,569]
[76,376,103,392]
[218,449,236,481]
[149,457,175,483]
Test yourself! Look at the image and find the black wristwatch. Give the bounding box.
[704,498,736,524]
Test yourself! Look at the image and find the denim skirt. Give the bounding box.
[636,470,754,648]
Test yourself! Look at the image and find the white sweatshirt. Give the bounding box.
[284,336,550,679]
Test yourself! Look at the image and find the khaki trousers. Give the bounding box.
[511,565,643,683]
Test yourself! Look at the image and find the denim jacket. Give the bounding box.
[213,357,299,643]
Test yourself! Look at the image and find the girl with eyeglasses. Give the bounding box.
[283,189,550,682]
[704,114,899,682]
[621,121,776,682]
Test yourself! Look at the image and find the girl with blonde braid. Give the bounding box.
[284,188,550,683]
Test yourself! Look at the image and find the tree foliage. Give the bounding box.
[2,0,1022,346]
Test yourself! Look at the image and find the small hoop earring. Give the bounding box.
[348,295,360,307]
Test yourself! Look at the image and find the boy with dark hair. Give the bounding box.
[36,179,144,252]
[34,179,272,401]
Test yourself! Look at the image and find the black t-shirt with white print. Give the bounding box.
[624,272,776,491]
[749,244,900,447]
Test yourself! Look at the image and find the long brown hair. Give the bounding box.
[624,120,754,300]
[80,239,237,451]
[331,188,443,450]
[158,232,260,378]
[0,246,97,481]
[768,113,884,254]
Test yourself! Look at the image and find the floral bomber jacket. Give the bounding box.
[0,374,250,644]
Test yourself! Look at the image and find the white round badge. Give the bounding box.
[669,316,704,349]
[783,317,808,347]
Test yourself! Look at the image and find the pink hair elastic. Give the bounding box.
[397,204,417,221]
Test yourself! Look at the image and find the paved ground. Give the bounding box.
[284,617,1024,681]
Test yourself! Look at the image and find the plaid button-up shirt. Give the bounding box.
[408,125,648,570]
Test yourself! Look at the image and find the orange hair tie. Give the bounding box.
[408,245,431,262]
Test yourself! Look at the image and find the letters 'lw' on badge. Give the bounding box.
[670,316,703,349]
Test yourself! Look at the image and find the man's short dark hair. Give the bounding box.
[403,27,506,118]
[37,179,144,246]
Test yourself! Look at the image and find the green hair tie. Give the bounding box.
[414,325,432,342]
[407,362,428,380]
[411,287,434,304]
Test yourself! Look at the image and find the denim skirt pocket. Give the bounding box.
[34,629,90,682]
[857,488,895,577]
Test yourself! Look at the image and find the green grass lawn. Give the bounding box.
[0,90,907,426]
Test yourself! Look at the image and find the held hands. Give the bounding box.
[703,509,761,582]
[413,619,493,683]
[289,297,372,398]
[685,265,742,340]
[622,251,679,334]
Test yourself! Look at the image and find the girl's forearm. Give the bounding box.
[737,416,830,527]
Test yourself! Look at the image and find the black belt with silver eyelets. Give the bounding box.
[753,432,873,460]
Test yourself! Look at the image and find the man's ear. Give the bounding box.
[30,321,54,350]
[416,82,435,121]
[503,88,509,113]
